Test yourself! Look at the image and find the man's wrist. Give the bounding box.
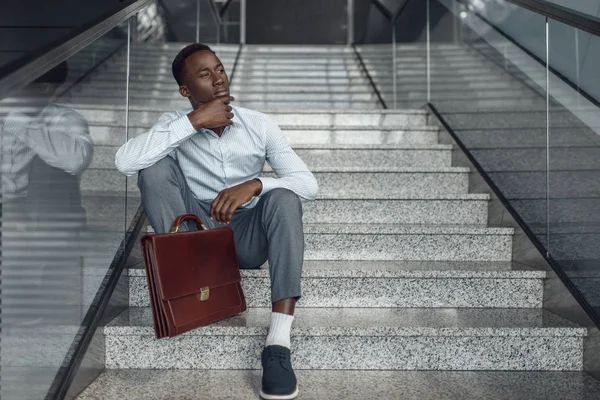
[187,110,205,131]
[252,178,263,196]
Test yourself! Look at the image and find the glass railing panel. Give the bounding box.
[0,21,130,399]
[547,18,600,315]
[431,0,549,247]
[392,0,428,108]
[353,1,395,109]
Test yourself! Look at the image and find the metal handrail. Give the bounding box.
[367,0,600,37]
[504,0,600,37]
[0,0,152,98]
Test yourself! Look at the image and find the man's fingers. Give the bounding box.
[224,200,240,223]
[226,105,232,112]
[216,198,230,223]
[227,112,234,119]
[210,193,223,220]
[218,199,234,224]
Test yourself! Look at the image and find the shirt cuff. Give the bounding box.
[255,177,280,196]
[169,114,197,141]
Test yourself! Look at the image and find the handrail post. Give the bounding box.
[196,0,200,43]
[347,0,354,45]
[240,0,247,44]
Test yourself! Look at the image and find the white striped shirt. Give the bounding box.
[1,104,93,199]
[115,105,318,208]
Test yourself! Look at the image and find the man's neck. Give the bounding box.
[211,126,225,137]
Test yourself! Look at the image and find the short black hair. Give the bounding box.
[172,43,215,86]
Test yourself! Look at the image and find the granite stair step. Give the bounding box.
[127,260,544,308]
[88,125,440,146]
[231,101,381,110]
[91,67,525,79]
[440,109,592,129]
[84,191,489,226]
[84,192,490,229]
[301,196,489,224]
[90,144,454,170]
[75,370,600,400]
[128,49,238,57]
[65,223,512,261]
[69,108,428,127]
[74,85,378,96]
[228,67,505,79]
[423,98,544,110]
[74,74,511,91]
[81,168,471,198]
[65,96,380,109]
[70,92,385,104]
[102,307,584,370]
[301,223,513,261]
[90,75,373,85]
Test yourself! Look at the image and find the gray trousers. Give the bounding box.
[137,157,304,303]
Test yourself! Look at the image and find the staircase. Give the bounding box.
[72,44,600,398]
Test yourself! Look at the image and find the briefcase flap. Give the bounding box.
[143,227,241,302]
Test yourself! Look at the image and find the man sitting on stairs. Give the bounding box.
[115,43,318,400]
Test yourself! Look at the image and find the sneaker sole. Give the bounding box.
[259,386,299,400]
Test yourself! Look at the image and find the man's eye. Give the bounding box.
[200,74,209,78]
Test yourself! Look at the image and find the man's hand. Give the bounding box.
[187,96,235,130]
[210,179,262,224]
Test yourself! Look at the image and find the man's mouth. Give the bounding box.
[214,89,229,96]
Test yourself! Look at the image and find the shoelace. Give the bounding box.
[265,349,291,372]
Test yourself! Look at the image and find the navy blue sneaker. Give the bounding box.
[259,345,298,400]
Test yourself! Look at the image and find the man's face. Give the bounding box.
[178,50,229,108]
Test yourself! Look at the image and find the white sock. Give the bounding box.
[265,312,294,349]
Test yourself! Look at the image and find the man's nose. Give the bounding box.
[213,75,224,86]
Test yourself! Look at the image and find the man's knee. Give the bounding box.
[262,188,302,213]
[137,157,178,190]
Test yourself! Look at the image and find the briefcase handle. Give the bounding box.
[170,214,208,233]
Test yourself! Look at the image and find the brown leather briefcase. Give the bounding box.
[140,214,247,338]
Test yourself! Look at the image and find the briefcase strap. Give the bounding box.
[170,214,208,233]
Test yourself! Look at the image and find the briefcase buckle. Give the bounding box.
[199,286,210,301]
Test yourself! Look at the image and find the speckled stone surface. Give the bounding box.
[91,144,454,170]
[129,260,543,308]
[103,308,584,370]
[119,223,514,261]
[106,307,585,338]
[128,260,544,277]
[74,108,428,126]
[313,170,469,197]
[76,370,600,400]
[298,224,513,261]
[83,169,471,197]
[88,125,441,146]
[440,109,584,130]
[301,198,488,224]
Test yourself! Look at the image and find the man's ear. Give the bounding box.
[179,85,191,98]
